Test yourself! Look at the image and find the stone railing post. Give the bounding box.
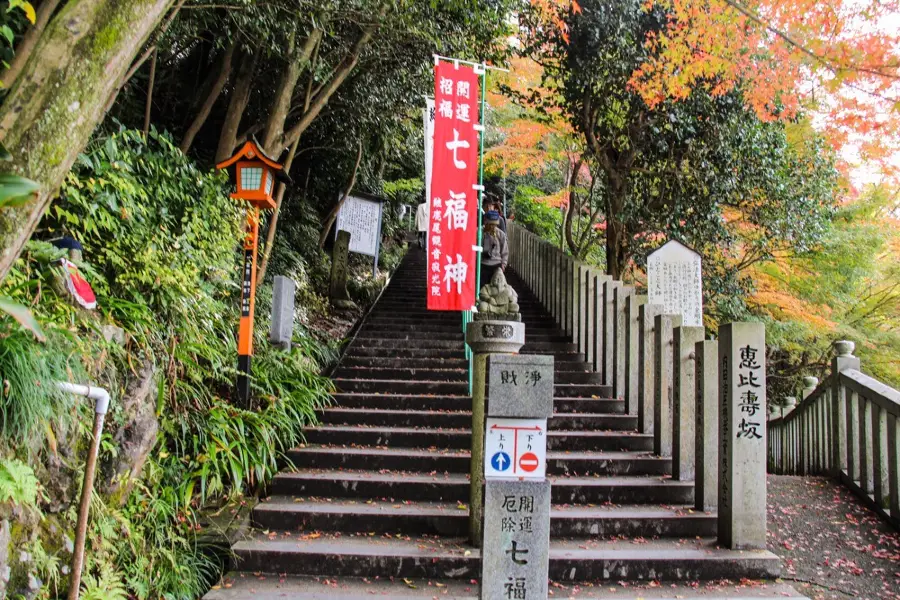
[718,322,767,550]
[625,295,648,416]
[831,341,860,477]
[695,340,718,511]
[613,285,634,401]
[638,303,663,435]
[653,313,681,457]
[673,325,705,481]
[781,397,796,474]
[602,280,620,387]
[591,274,611,373]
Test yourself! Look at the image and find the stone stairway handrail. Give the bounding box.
[766,341,900,529]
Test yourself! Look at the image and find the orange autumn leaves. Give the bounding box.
[532,0,900,181]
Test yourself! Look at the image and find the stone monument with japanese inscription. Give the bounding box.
[269,275,296,350]
[481,354,553,600]
[329,230,355,310]
[718,322,766,549]
[648,240,703,328]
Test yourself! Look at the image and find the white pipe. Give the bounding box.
[57,382,110,414]
[56,381,111,600]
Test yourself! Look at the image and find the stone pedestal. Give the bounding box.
[269,275,296,350]
[718,322,767,550]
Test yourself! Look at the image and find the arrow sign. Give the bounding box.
[490,451,511,472]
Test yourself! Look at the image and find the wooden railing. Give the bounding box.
[767,341,900,528]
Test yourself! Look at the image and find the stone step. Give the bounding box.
[206,575,806,599]
[333,367,469,382]
[315,408,636,431]
[302,426,653,451]
[333,366,602,385]
[350,337,464,350]
[357,330,465,341]
[334,378,469,396]
[327,393,624,413]
[252,498,712,538]
[338,356,598,373]
[269,471,694,505]
[287,446,670,476]
[343,347,466,360]
[521,341,578,353]
[229,535,780,581]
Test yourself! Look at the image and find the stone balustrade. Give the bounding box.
[506,222,770,548]
[767,341,900,528]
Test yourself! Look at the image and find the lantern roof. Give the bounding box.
[216,138,292,184]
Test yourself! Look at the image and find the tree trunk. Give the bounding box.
[255,135,300,285]
[318,140,363,249]
[142,47,157,136]
[0,0,176,284]
[279,21,379,150]
[215,50,255,163]
[0,0,63,88]
[180,41,235,155]
[261,28,321,155]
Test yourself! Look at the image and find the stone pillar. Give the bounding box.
[888,412,900,521]
[781,397,797,474]
[466,319,526,548]
[329,230,354,308]
[481,354,553,600]
[638,303,663,435]
[831,341,859,476]
[613,285,634,401]
[695,340,718,511]
[673,326,704,481]
[653,313,681,457]
[718,322,767,550]
[602,280,620,387]
[269,276,296,350]
[625,295,647,416]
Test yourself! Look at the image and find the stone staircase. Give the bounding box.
[207,249,784,598]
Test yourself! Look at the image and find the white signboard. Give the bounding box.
[335,194,384,258]
[647,240,703,327]
[424,98,435,204]
[484,418,547,479]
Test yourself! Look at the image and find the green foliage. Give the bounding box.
[510,185,563,245]
[0,457,39,508]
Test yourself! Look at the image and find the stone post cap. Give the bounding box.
[832,340,855,357]
[466,320,525,354]
[802,376,819,389]
[782,396,797,407]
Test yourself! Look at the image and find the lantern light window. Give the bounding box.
[265,172,273,195]
[241,167,263,191]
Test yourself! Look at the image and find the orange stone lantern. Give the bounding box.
[217,139,290,406]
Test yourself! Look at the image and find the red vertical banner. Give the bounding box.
[427,62,480,311]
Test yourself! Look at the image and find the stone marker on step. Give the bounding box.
[648,239,703,327]
[481,353,553,600]
[718,322,767,549]
[329,230,355,309]
[269,275,296,350]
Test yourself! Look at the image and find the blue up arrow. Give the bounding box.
[490,451,511,472]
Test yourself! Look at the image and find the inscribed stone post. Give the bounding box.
[482,355,552,600]
[269,276,296,350]
[653,314,681,457]
[638,303,664,435]
[482,480,550,600]
[329,230,352,305]
[673,326,705,481]
[718,322,766,550]
[695,340,718,511]
[625,295,647,416]
[647,240,703,327]
[613,286,634,401]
